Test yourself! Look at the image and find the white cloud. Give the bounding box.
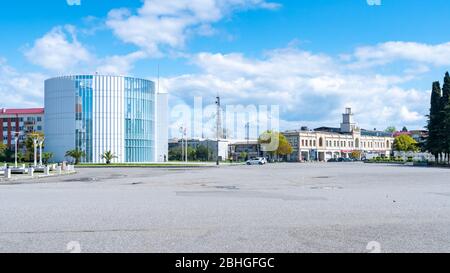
[106,0,280,56]
[96,51,147,75]
[24,25,147,76]
[350,41,450,68]
[162,46,430,131]
[0,58,47,108]
[24,25,91,72]
[400,106,423,123]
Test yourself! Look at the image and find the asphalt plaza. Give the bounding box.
[1,163,450,253]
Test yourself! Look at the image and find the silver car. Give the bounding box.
[246,158,266,165]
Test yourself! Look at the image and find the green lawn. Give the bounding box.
[76,162,215,168]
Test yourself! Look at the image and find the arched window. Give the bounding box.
[386,140,390,148]
[319,137,324,147]
[355,138,360,148]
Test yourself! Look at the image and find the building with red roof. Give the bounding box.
[1,108,44,150]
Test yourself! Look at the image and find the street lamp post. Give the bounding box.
[33,138,38,167]
[14,133,19,168]
[185,129,188,163]
[215,96,221,166]
[38,137,45,166]
[179,126,185,163]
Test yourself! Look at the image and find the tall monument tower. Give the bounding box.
[340,107,356,133]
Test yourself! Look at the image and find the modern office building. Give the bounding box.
[283,108,395,162]
[1,108,44,150]
[44,75,168,163]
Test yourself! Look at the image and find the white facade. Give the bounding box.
[45,75,168,163]
[285,130,394,162]
[284,108,395,162]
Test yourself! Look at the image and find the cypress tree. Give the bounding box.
[442,72,450,104]
[426,81,443,162]
[442,72,450,163]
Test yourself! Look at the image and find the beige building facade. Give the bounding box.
[283,108,394,162]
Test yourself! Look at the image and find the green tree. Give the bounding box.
[0,148,13,162]
[259,131,293,160]
[442,104,450,164]
[17,151,25,163]
[394,135,419,153]
[426,81,444,163]
[351,150,362,160]
[169,146,183,161]
[442,72,450,104]
[195,145,211,161]
[24,132,45,162]
[0,143,7,159]
[101,151,118,164]
[42,152,54,165]
[65,149,86,165]
[240,152,248,161]
[442,72,450,163]
[385,126,397,133]
[187,147,197,161]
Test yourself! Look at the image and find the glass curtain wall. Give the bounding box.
[74,75,93,163]
[124,77,155,162]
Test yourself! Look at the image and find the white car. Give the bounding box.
[246,158,266,165]
[257,157,268,164]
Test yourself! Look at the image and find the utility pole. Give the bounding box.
[215,96,222,166]
[179,126,184,162]
[185,127,188,163]
[14,132,20,168]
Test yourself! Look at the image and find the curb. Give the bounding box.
[0,171,77,184]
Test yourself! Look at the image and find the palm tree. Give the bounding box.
[101,151,118,164]
[42,152,54,165]
[65,149,86,165]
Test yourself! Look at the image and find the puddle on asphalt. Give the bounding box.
[63,177,98,182]
[214,186,239,190]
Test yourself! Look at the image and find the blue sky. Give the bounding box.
[1,0,450,133]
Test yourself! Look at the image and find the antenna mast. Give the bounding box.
[215,95,222,166]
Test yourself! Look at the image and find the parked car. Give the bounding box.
[246,158,266,165]
[328,158,355,162]
[338,157,353,162]
[257,157,268,164]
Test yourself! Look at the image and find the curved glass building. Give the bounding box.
[44,75,168,163]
